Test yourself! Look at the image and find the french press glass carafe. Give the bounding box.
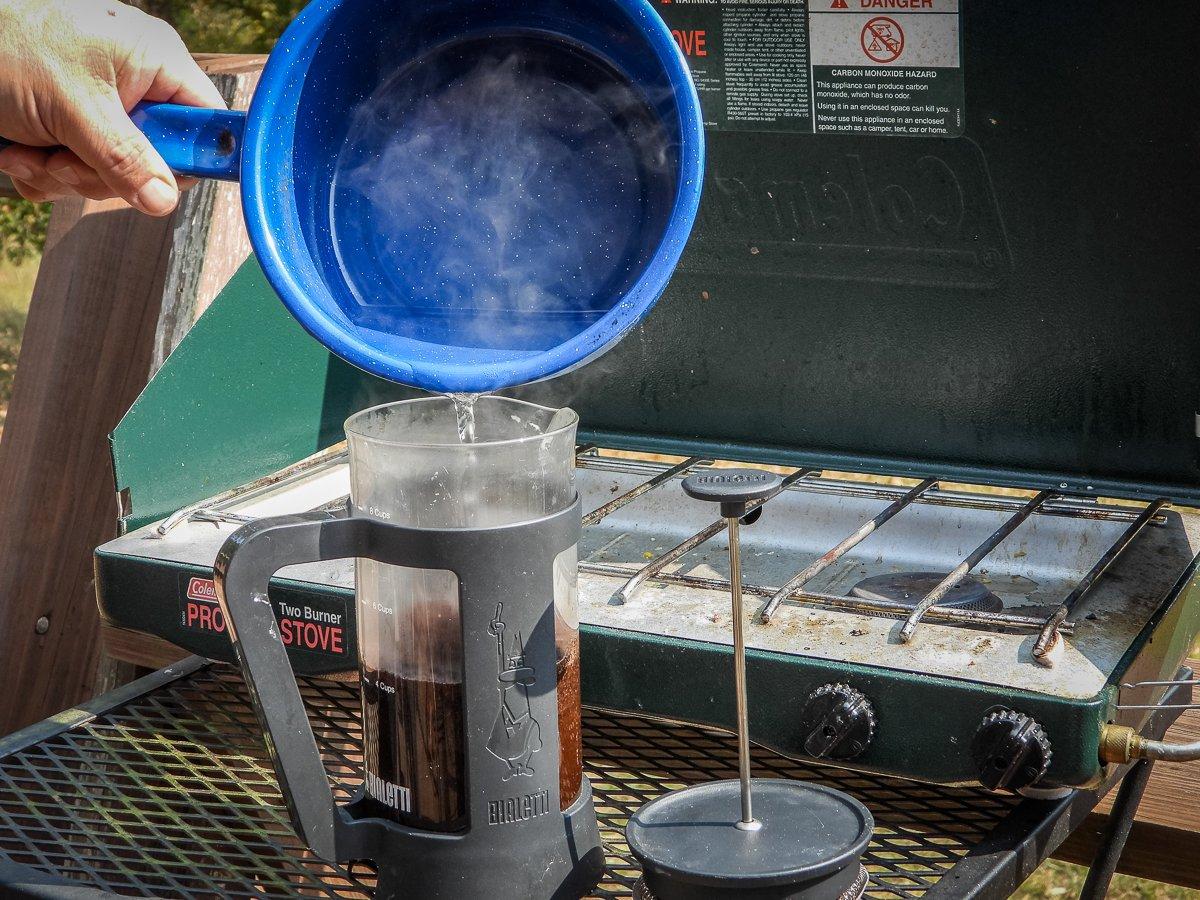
[214,396,602,900]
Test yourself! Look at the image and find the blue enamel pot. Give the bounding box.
[127,0,702,393]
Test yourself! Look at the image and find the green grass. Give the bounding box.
[0,256,37,429]
[1017,860,1198,898]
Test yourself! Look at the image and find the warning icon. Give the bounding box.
[861,16,904,64]
[830,0,849,7]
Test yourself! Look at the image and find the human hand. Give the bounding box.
[0,0,225,215]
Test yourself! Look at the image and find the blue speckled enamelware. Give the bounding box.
[131,0,704,394]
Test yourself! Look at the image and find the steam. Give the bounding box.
[330,36,671,353]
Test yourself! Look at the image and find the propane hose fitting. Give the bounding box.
[1099,725,1142,764]
[1099,724,1200,764]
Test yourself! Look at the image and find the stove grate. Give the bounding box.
[573,453,1167,657]
[152,444,1173,657]
[0,663,1020,899]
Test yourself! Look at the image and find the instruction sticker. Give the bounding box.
[655,0,964,137]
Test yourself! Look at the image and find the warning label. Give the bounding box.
[659,0,813,133]
[656,0,963,137]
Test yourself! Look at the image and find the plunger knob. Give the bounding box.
[682,468,785,519]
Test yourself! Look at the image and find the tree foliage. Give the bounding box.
[0,199,51,266]
[138,0,305,53]
[0,1,300,260]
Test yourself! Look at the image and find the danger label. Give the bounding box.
[178,574,348,658]
[809,0,962,135]
[655,0,963,137]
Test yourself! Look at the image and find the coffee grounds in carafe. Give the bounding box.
[360,667,468,832]
[556,633,583,810]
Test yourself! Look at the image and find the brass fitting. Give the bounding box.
[1099,724,1145,764]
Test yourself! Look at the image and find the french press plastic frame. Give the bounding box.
[213,499,603,900]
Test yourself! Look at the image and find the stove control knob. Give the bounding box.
[799,683,876,760]
[972,710,1052,792]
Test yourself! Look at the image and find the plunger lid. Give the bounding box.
[627,780,872,898]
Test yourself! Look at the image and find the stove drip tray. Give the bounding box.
[849,572,1004,614]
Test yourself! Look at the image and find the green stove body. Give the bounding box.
[97,1,1200,794]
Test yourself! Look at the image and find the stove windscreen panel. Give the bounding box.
[518,1,1200,499]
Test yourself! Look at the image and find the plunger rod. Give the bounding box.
[726,516,758,830]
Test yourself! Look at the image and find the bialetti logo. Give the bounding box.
[365,771,412,813]
[488,788,551,826]
[694,473,771,485]
[186,577,217,603]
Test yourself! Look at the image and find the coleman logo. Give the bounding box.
[183,575,226,633]
[687,143,1010,289]
[488,789,551,826]
[186,577,217,604]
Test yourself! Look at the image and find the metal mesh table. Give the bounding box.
[0,659,1146,899]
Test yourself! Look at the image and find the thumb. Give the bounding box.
[58,88,180,216]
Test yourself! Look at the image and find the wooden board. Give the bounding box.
[149,58,261,372]
[101,625,191,671]
[0,195,176,733]
[1054,679,1200,888]
[0,56,263,735]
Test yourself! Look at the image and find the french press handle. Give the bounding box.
[214,510,378,859]
[212,500,582,861]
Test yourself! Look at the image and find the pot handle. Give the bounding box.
[213,510,378,861]
[0,102,245,182]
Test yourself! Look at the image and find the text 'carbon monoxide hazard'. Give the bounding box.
[655,0,964,137]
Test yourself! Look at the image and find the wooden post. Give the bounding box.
[151,55,263,373]
[0,56,264,733]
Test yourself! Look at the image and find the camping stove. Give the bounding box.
[93,0,1200,804]
[96,444,1200,794]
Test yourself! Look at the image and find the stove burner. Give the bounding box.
[849,572,1004,613]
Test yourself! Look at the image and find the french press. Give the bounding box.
[213,396,603,899]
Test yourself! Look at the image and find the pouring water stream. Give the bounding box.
[449,393,479,444]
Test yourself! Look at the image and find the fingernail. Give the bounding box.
[48,165,80,185]
[2,163,33,181]
[135,177,178,215]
